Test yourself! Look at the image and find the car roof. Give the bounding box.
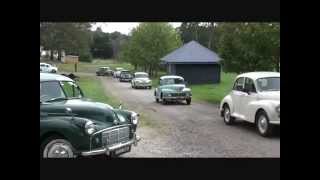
[236,72,280,80]
[40,73,74,82]
[99,66,109,68]
[134,72,148,75]
[160,75,184,80]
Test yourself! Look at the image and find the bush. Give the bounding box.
[79,52,92,62]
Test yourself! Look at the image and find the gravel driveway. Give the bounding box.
[99,76,280,157]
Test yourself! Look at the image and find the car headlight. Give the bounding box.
[131,112,139,125]
[84,121,96,135]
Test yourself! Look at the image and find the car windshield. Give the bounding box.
[135,74,148,78]
[40,81,83,102]
[256,77,280,91]
[161,78,184,85]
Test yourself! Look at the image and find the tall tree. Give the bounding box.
[40,23,92,61]
[120,23,182,76]
[215,22,280,73]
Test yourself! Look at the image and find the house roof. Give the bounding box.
[160,40,221,64]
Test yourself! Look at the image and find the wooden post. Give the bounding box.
[75,63,77,72]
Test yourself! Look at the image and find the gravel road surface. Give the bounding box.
[99,76,280,157]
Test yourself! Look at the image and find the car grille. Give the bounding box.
[102,126,130,146]
[171,93,186,97]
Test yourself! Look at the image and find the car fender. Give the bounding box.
[247,100,279,122]
[220,94,234,116]
[40,116,90,151]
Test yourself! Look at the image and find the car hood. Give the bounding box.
[258,91,280,101]
[160,84,190,92]
[134,78,151,82]
[40,99,132,127]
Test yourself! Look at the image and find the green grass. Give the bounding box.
[77,74,120,107]
[190,72,237,104]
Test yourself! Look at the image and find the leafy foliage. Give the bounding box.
[120,23,182,76]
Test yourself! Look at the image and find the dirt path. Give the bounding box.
[100,76,280,157]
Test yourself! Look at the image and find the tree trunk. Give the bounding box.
[58,49,62,61]
[50,50,54,61]
[208,23,214,49]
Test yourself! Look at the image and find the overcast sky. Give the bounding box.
[91,22,182,35]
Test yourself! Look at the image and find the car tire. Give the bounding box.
[186,98,191,105]
[256,110,274,137]
[51,70,56,73]
[223,104,235,125]
[40,135,76,158]
[148,86,152,89]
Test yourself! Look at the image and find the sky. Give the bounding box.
[91,22,182,35]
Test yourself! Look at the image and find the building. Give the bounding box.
[160,40,221,84]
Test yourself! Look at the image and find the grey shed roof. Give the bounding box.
[160,40,221,64]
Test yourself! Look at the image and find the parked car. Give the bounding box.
[220,72,280,137]
[119,70,133,82]
[96,67,112,76]
[113,67,124,78]
[40,73,141,158]
[40,63,58,73]
[154,75,192,105]
[131,72,152,89]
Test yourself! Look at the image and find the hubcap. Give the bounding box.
[44,142,74,158]
[258,115,268,134]
[224,108,230,122]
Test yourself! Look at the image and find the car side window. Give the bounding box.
[233,77,245,91]
[244,78,256,93]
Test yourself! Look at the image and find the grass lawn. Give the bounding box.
[190,72,237,104]
[77,74,120,107]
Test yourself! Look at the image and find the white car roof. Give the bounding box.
[134,72,148,75]
[40,73,74,82]
[237,72,280,80]
[160,75,184,80]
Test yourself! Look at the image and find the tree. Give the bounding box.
[90,27,113,59]
[40,23,93,62]
[216,23,280,73]
[120,23,182,77]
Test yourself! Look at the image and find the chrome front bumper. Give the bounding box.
[81,135,141,156]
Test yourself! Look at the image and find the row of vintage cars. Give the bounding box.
[40,66,280,158]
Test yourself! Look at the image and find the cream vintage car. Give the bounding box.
[220,72,280,137]
[131,72,152,89]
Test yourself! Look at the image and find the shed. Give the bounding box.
[160,40,221,84]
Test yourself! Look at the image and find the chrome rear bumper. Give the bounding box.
[81,135,141,156]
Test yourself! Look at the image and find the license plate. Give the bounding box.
[114,146,130,155]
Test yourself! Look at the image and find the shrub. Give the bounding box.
[79,52,92,62]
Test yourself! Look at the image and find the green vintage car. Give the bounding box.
[154,75,192,105]
[40,73,140,158]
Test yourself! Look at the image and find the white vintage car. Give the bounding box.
[220,72,280,137]
[131,72,152,89]
[40,63,58,73]
[113,67,124,78]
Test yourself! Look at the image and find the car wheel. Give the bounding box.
[256,110,274,137]
[223,104,235,125]
[51,70,56,73]
[148,86,152,89]
[41,136,76,158]
[186,98,191,105]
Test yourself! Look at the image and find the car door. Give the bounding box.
[230,77,246,117]
[241,77,258,122]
